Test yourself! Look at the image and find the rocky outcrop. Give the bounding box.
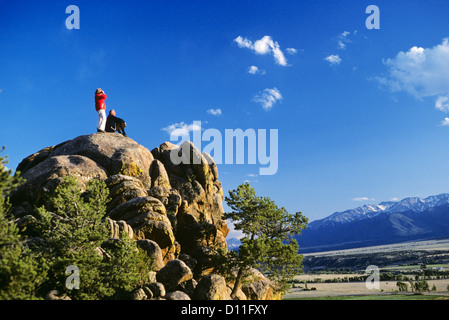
[156,259,193,292]
[193,274,229,300]
[10,132,279,300]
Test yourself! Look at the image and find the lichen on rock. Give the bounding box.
[9,132,280,300]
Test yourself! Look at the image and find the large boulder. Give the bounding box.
[146,282,166,299]
[105,174,148,212]
[242,279,275,300]
[153,141,229,276]
[9,133,282,300]
[106,218,134,239]
[107,196,166,221]
[136,239,165,271]
[17,133,153,188]
[164,291,191,300]
[192,274,230,300]
[156,259,193,292]
[150,159,171,189]
[11,155,108,207]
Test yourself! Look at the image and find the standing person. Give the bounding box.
[105,109,127,137]
[95,88,107,132]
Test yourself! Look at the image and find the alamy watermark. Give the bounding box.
[65,5,80,30]
[366,5,380,30]
[65,265,80,290]
[64,4,379,31]
[365,265,380,290]
[168,121,279,176]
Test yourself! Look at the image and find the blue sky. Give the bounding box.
[2,0,449,236]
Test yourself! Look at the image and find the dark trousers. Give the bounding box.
[116,123,127,137]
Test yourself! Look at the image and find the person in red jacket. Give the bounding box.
[95,88,107,132]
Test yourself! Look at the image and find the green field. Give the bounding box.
[284,294,449,300]
[285,239,449,300]
[382,263,449,272]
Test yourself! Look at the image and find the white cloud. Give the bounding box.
[162,122,201,136]
[252,37,271,55]
[379,38,449,99]
[337,41,346,50]
[207,108,222,116]
[244,178,258,184]
[286,48,297,55]
[234,36,252,49]
[245,173,259,183]
[337,31,352,50]
[247,65,265,75]
[435,95,449,112]
[0,89,3,94]
[253,87,282,111]
[234,35,289,66]
[377,38,449,126]
[325,54,342,65]
[352,197,375,202]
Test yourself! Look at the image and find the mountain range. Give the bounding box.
[226,194,449,253]
[295,193,449,253]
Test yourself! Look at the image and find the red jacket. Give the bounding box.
[95,93,107,111]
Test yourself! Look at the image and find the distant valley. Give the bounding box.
[297,193,449,253]
[227,194,449,254]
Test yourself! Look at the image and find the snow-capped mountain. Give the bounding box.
[226,194,449,253]
[226,237,242,251]
[296,193,449,253]
[308,193,449,230]
[310,204,389,228]
[384,194,449,213]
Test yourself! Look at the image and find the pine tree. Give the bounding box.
[35,176,155,300]
[0,147,22,214]
[1,147,155,299]
[0,147,48,299]
[224,182,308,297]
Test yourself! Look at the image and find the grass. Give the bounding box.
[382,263,449,272]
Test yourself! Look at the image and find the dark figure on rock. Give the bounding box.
[106,109,127,137]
